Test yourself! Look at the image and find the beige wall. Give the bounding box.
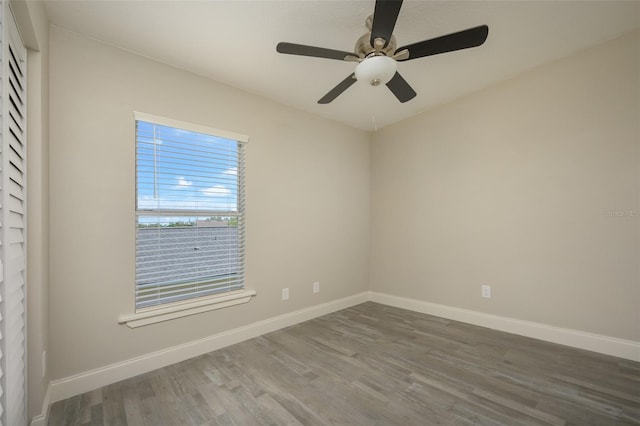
[371,31,640,341]
[48,26,370,380]
[47,19,638,389]
[11,0,51,420]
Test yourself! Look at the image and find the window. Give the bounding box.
[134,113,247,310]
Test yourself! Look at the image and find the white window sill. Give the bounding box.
[118,290,257,328]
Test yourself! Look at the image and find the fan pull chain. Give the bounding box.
[371,82,378,132]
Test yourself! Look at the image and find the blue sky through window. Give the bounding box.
[136,121,240,224]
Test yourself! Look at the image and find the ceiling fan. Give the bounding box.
[276,0,488,104]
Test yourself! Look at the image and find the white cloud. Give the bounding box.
[176,176,192,187]
[222,168,237,176]
[201,185,231,196]
[138,194,236,211]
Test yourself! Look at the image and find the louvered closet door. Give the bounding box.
[0,3,27,425]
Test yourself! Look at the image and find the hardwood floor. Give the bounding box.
[48,302,640,425]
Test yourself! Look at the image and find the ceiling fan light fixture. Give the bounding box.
[355,55,397,86]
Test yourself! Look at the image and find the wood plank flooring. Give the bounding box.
[48,302,640,425]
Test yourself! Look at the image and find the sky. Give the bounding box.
[136,121,241,225]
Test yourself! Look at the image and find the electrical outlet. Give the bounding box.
[481,285,491,299]
[313,281,320,294]
[282,288,289,300]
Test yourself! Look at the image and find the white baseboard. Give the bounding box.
[369,291,640,362]
[29,383,51,426]
[49,291,369,403]
[40,289,639,416]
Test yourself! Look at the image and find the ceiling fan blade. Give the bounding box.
[370,0,403,49]
[277,42,359,61]
[318,73,357,104]
[386,72,416,103]
[396,25,489,61]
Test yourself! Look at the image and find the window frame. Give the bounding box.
[120,112,254,327]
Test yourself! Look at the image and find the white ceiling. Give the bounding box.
[44,0,640,131]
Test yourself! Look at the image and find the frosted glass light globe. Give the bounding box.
[355,56,397,86]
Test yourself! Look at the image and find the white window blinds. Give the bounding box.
[0,4,27,425]
[135,113,247,310]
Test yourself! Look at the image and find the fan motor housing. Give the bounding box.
[354,14,397,58]
[355,32,397,58]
